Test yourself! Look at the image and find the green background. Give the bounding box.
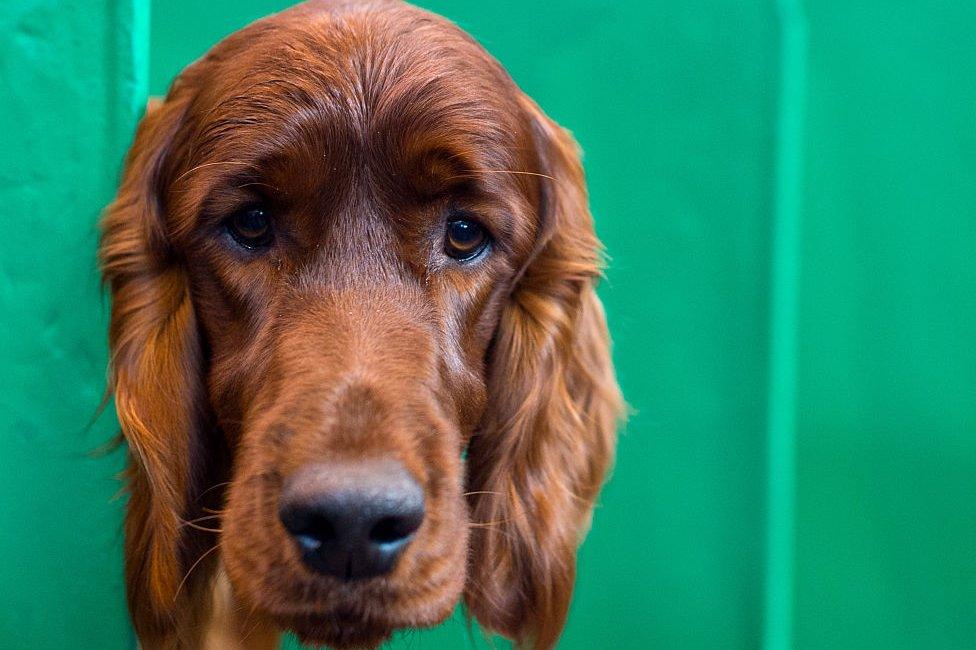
[2,0,974,648]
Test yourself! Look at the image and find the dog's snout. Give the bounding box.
[278,460,425,581]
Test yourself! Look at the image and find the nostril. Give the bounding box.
[280,504,334,538]
[307,515,337,541]
[290,515,337,552]
[369,512,422,545]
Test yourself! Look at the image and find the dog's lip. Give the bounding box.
[228,531,467,623]
[264,599,442,629]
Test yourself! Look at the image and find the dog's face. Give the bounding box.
[102,2,620,648]
[185,7,542,645]
[176,8,541,645]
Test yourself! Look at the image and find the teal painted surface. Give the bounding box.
[2,0,974,648]
[0,0,143,648]
[794,2,976,649]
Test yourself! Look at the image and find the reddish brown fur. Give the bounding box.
[100,1,621,648]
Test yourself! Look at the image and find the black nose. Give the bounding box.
[278,460,425,581]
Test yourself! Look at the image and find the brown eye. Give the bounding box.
[227,206,273,249]
[444,219,489,261]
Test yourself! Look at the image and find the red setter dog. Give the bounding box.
[100,1,621,647]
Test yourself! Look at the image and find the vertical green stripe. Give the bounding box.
[108,0,150,155]
[764,0,807,649]
[130,0,151,117]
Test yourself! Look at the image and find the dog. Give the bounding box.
[100,1,621,647]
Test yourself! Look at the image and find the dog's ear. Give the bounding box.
[465,97,623,649]
[100,76,216,643]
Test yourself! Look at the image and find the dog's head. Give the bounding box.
[101,1,620,647]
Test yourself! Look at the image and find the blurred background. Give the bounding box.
[1,0,974,648]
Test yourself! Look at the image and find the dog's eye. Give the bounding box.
[444,219,488,261]
[227,206,273,249]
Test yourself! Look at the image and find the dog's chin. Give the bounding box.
[282,613,393,650]
[263,581,462,650]
[278,603,455,650]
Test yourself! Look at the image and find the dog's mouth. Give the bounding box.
[232,551,464,649]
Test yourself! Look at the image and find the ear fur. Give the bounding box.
[464,97,622,649]
[100,81,219,646]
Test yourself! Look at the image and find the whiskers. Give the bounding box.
[197,481,233,501]
[445,169,556,183]
[173,160,252,184]
[467,520,507,530]
[463,491,509,529]
[173,543,222,604]
[180,514,224,534]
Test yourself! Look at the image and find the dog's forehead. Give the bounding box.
[200,3,520,128]
[179,2,530,181]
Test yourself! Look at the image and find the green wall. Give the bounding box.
[1,1,973,648]
[0,0,141,648]
[795,3,976,647]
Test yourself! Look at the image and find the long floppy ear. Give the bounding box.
[100,85,217,643]
[465,97,623,649]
